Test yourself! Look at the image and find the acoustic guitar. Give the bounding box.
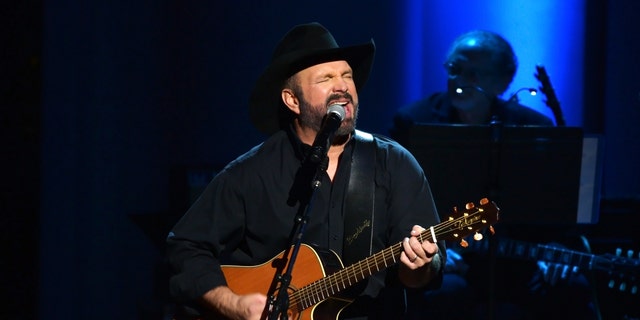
[214,198,500,320]
[465,234,640,286]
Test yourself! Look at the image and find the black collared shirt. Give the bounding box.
[166,127,443,317]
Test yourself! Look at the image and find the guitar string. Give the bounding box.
[287,205,495,311]
[289,207,491,309]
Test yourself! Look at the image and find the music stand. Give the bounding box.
[406,123,586,225]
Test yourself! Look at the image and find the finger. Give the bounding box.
[560,264,570,279]
[422,241,439,257]
[411,225,426,236]
[538,261,554,284]
[537,261,549,276]
[411,236,433,263]
[402,237,414,262]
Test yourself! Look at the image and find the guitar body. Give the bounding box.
[222,244,353,320]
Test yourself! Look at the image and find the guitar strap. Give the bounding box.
[342,129,376,267]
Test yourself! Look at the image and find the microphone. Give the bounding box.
[307,104,346,164]
[507,87,537,103]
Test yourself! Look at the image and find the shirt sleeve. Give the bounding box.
[376,136,447,289]
[165,170,246,303]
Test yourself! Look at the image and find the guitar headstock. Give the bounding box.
[433,198,499,246]
[534,64,565,126]
[534,64,550,84]
[534,64,554,99]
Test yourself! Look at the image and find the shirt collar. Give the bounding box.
[285,124,356,162]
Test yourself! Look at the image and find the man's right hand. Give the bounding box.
[201,286,268,320]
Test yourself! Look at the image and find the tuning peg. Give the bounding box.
[473,232,483,241]
[609,279,616,289]
[616,248,622,257]
[460,239,469,248]
[480,198,489,205]
[620,282,627,292]
[489,225,495,235]
[465,202,475,210]
[627,249,635,259]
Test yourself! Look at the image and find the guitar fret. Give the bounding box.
[320,279,329,300]
[340,270,347,289]
[312,282,322,304]
[513,242,526,257]
[528,245,539,260]
[299,288,310,309]
[387,246,396,267]
[329,276,336,295]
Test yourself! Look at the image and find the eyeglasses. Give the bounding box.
[443,62,496,81]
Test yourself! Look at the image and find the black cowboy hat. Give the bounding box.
[249,22,375,135]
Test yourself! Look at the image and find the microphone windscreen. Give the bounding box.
[327,104,346,121]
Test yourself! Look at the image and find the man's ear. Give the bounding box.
[282,89,300,115]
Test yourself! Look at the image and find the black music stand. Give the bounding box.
[406,123,585,225]
[406,123,590,320]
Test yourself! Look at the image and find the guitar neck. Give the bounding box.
[548,102,566,127]
[473,236,626,275]
[541,85,565,127]
[492,238,599,270]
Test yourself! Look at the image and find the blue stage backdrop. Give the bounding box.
[401,0,585,127]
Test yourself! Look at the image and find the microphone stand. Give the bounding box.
[267,106,343,319]
[456,85,539,320]
[485,88,534,319]
[266,139,331,320]
[487,102,503,320]
[456,86,501,319]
